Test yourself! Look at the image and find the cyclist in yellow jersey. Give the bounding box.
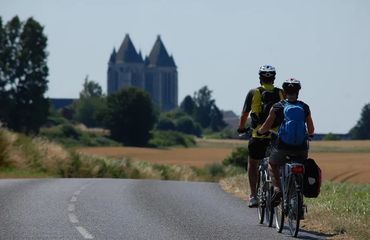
[238,65,284,208]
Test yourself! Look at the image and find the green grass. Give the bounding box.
[0,167,52,178]
[305,181,370,239]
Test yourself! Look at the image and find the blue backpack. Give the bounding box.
[278,101,307,146]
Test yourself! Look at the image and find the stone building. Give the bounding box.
[107,34,178,111]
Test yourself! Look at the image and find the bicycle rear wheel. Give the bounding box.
[287,176,302,237]
[257,171,265,224]
[274,191,284,233]
[265,184,274,227]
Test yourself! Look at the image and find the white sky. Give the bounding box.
[1,0,370,133]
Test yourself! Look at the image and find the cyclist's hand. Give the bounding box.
[237,128,246,134]
[257,129,269,136]
[308,134,314,141]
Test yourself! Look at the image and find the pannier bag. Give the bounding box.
[303,158,322,198]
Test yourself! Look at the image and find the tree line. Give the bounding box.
[1,16,370,143]
[71,78,226,146]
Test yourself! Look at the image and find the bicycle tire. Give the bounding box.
[257,171,265,224]
[274,190,284,233]
[287,175,302,237]
[265,184,274,227]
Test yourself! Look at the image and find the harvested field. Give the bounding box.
[77,140,370,184]
[310,152,370,184]
[77,147,234,168]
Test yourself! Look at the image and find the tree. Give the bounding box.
[180,95,195,115]
[105,87,157,146]
[193,86,214,128]
[73,77,106,127]
[349,103,370,139]
[0,16,49,133]
[209,105,227,131]
[192,86,226,131]
[176,116,201,136]
[80,75,103,98]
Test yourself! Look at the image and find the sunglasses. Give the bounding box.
[260,72,276,77]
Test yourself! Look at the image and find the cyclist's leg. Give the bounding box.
[268,147,285,190]
[268,147,286,206]
[248,157,259,198]
[248,138,270,198]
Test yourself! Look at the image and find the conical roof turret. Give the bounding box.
[109,48,117,64]
[146,35,176,67]
[116,34,143,63]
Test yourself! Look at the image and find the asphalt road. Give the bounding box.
[0,179,323,240]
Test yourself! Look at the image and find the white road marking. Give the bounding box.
[68,204,75,212]
[67,183,95,239]
[68,213,79,224]
[76,226,94,239]
[74,190,81,196]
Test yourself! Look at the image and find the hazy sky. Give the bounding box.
[1,0,370,133]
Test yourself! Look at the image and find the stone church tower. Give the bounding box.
[107,34,178,111]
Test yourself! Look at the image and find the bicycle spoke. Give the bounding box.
[257,171,265,224]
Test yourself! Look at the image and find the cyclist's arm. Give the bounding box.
[306,113,315,135]
[238,111,249,129]
[257,107,276,134]
[239,89,254,130]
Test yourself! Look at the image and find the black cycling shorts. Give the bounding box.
[248,138,271,159]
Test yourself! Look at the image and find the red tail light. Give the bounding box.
[291,165,304,174]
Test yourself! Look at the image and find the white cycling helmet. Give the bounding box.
[259,65,276,77]
[282,78,301,94]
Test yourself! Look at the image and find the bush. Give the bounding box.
[149,130,196,148]
[156,117,176,131]
[207,163,225,177]
[176,116,202,137]
[0,129,11,167]
[223,147,248,169]
[40,124,120,147]
[61,124,81,139]
[323,132,341,141]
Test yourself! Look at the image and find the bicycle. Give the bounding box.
[240,128,275,227]
[256,154,274,227]
[274,149,307,237]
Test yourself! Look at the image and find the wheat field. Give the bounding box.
[77,139,370,184]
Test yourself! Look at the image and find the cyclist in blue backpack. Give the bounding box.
[257,78,315,206]
[238,65,284,207]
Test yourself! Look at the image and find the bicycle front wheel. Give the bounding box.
[257,171,265,224]
[287,177,302,237]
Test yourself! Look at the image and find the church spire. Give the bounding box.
[145,35,176,68]
[116,34,143,63]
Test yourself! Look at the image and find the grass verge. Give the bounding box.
[305,182,369,239]
[0,167,52,178]
[0,128,242,181]
[220,174,369,240]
